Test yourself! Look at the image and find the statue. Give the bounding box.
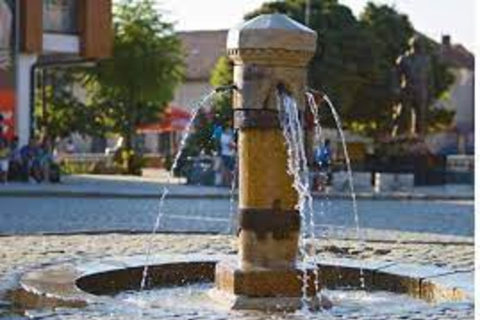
[392,36,432,137]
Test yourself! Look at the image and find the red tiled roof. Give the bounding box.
[440,44,475,70]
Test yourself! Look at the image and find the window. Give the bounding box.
[43,0,77,34]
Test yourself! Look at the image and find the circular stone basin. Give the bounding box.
[112,284,430,319]
[11,254,473,319]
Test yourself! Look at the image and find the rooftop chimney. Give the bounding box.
[442,35,451,48]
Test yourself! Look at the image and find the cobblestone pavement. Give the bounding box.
[0,233,474,319]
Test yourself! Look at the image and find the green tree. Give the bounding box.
[34,68,107,146]
[356,3,415,137]
[245,0,454,139]
[210,56,234,128]
[87,0,184,173]
[246,0,379,130]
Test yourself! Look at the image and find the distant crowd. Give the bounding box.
[0,135,60,184]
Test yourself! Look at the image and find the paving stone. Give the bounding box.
[0,233,474,319]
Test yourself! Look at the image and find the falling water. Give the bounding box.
[306,92,335,236]
[277,90,318,311]
[305,92,327,297]
[140,90,217,290]
[321,93,366,290]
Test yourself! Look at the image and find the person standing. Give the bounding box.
[315,139,333,187]
[0,134,9,183]
[219,125,236,186]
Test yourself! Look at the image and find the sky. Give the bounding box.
[156,0,475,52]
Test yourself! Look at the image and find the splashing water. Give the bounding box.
[277,91,318,311]
[306,91,336,260]
[140,90,218,290]
[320,93,366,290]
[305,92,327,297]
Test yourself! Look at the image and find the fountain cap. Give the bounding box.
[227,14,317,63]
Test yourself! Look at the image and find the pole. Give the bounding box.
[305,0,311,26]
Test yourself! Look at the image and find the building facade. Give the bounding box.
[142,30,228,155]
[428,35,475,155]
[0,0,112,145]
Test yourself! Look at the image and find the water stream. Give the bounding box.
[277,90,318,310]
[140,90,218,290]
[308,91,365,289]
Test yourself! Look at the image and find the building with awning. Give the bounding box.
[0,0,112,145]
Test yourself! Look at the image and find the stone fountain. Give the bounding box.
[7,13,473,319]
[213,13,323,310]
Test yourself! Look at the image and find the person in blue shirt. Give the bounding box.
[19,137,39,182]
[315,139,333,186]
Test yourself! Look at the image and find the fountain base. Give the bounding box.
[213,259,332,310]
[12,254,473,316]
[208,287,330,311]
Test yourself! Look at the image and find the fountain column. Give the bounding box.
[214,14,319,310]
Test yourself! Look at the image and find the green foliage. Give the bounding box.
[34,69,106,143]
[112,147,146,175]
[428,108,455,133]
[209,56,234,129]
[245,0,455,140]
[85,0,184,173]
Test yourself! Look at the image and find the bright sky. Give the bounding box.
[156,0,475,52]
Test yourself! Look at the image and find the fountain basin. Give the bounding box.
[11,254,473,315]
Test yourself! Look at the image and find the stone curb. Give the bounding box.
[0,189,473,201]
[17,254,474,310]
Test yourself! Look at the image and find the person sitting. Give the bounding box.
[0,135,9,183]
[19,137,39,182]
[7,136,21,181]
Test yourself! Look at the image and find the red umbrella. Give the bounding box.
[137,105,191,133]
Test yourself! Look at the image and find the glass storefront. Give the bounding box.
[43,0,78,34]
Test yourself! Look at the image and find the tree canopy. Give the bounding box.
[84,0,184,172]
[87,0,184,148]
[245,0,454,139]
[34,68,107,145]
